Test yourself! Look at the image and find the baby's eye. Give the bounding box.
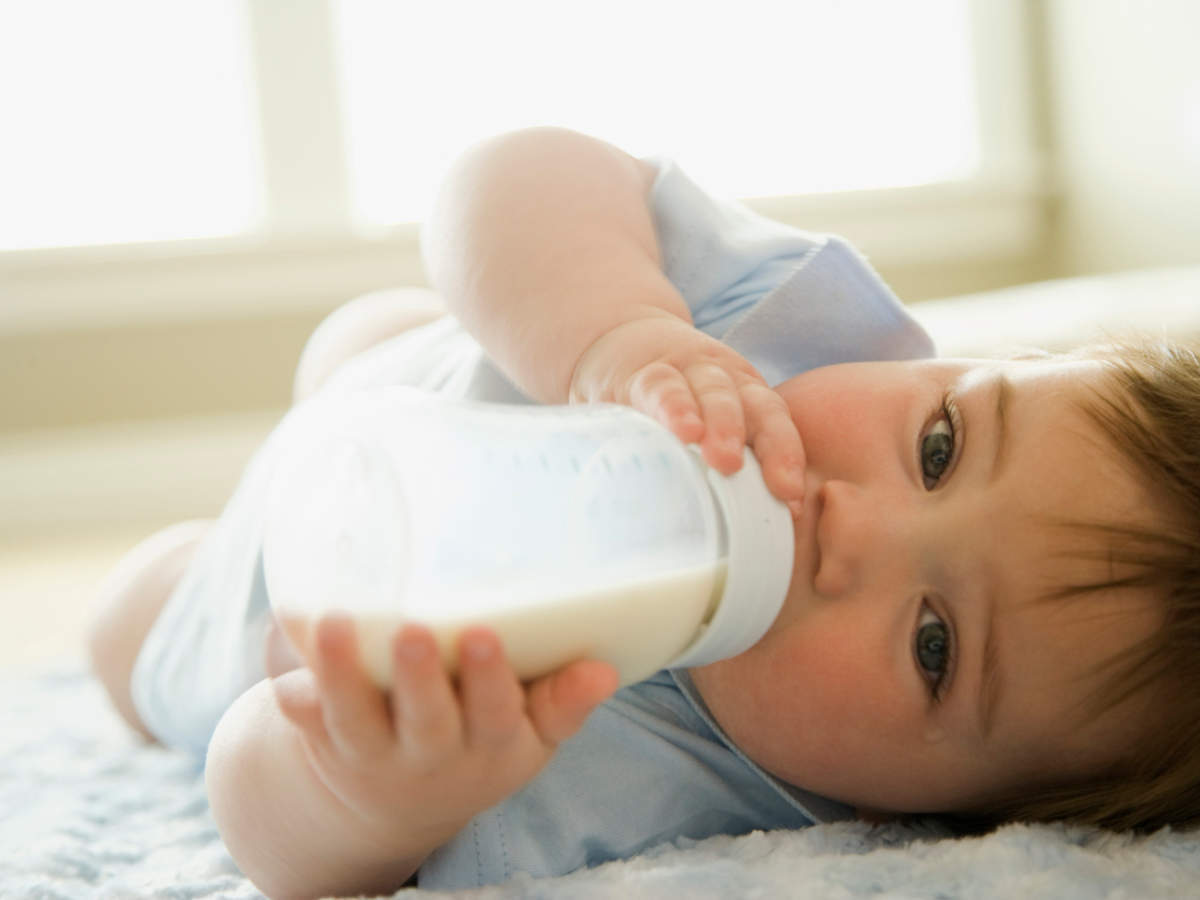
[915,605,953,700]
[920,399,958,489]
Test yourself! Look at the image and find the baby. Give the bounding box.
[88,127,1200,898]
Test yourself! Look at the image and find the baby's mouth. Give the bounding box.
[806,480,825,590]
[811,538,822,589]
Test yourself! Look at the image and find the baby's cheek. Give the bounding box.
[766,622,902,744]
[792,640,894,726]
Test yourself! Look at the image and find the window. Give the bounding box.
[1,0,1043,328]
[0,1,260,251]
[334,0,979,226]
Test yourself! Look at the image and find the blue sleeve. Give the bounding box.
[645,157,824,338]
[644,158,935,384]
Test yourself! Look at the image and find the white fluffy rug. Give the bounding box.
[3,664,1198,899]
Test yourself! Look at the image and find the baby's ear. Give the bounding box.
[855,807,899,824]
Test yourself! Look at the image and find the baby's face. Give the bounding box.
[690,356,1162,815]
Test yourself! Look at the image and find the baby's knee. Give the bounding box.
[292,287,447,403]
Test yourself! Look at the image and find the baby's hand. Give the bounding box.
[571,314,805,511]
[268,616,618,854]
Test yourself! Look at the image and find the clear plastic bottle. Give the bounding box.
[262,386,794,687]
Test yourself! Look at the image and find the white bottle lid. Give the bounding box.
[665,449,794,669]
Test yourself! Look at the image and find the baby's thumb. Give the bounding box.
[263,618,305,679]
[527,660,620,746]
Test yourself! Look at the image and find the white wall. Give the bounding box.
[1046,0,1200,275]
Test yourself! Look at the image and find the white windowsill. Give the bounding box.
[1,167,1051,337]
[0,409,281,540]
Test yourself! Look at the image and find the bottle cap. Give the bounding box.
[665,449,794,669]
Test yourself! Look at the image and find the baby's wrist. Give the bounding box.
[568,310,692,404]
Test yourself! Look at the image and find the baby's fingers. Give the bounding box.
[684,362,749,475]
[264,618,304,678]
[271,666,325,737]
[312,614,393,760]
[390,624,463,768]
[627,362,705,446]
[458,628,526,749]
[740,382,806,510]
[525,660,620,747]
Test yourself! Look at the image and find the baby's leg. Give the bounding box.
[88,520,211,740]
[88,287,446,741]
[291,287,446,403]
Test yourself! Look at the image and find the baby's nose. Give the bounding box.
[812,479,875,597]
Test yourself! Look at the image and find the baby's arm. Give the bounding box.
[205,619,617,899]
[422,126,805,505]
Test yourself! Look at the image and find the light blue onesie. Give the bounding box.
[129,157,935,889]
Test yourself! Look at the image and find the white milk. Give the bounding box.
[277,558,727,688]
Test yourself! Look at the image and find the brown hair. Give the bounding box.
[949,337,1200,834]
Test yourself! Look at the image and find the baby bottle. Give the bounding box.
[261,386,794,687]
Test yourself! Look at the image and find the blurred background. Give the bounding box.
[2,0,1199,672]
